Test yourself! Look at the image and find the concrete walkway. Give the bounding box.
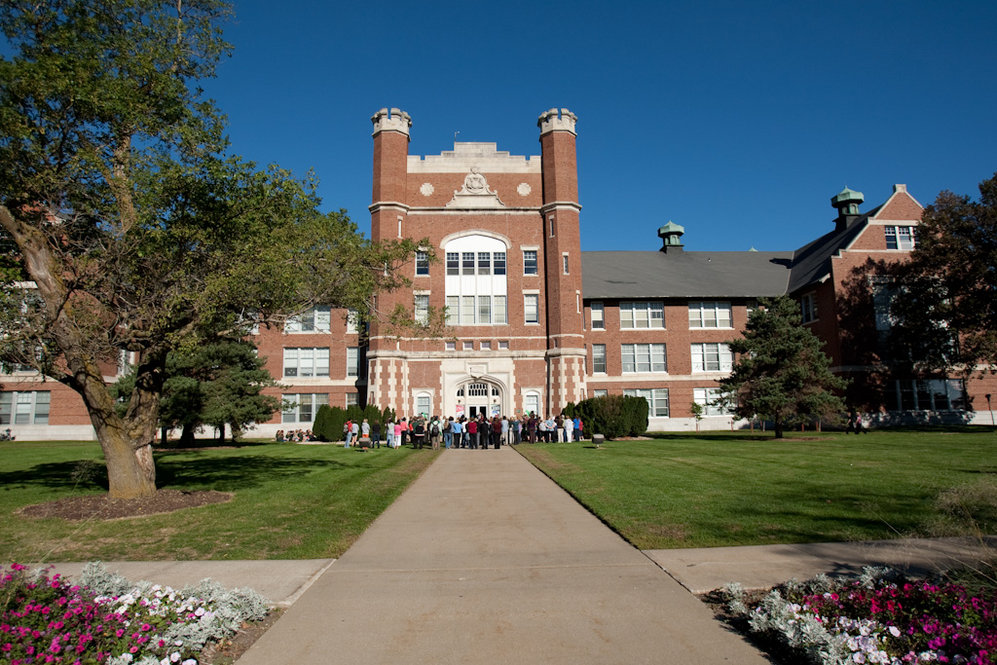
[235,446,771,665]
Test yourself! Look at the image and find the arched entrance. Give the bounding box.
[455,380,503,419]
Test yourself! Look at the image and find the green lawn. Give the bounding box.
[516,429,997,550]
[0,441,438,562]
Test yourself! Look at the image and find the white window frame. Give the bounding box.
[414,293,430,324]
[524,293,540,325]
[691,343,733,373]
[885,225,917,250]
[415,250,430,276]
[620,301,665,329]
[283,347,330,378]
[623,388,670,417]
[592,344,606,373]
[592,389,608,398]
[285,306,332,333]
[524,391,541,417]
[347,347,359,377]
[282,393,325,424]
[523,249,538,276]
[688,301,732,329]
[693,387,730,416]
[0,391,50,425]
[415,392,432,418]
[621,343,667,373]
[590,302,605,329]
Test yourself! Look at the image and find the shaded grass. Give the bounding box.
[0,441,438,562]
[516,429,997,549]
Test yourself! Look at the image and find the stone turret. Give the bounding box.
[371,108,412,138]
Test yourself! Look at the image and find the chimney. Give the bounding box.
[658,221,685,253]
[831,186,864,232]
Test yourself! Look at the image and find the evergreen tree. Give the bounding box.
[719,296,847,438]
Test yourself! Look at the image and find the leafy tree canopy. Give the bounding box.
[890,172,997,377]
[0,0,417,497]
[718,296,847,438]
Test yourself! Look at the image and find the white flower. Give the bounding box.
[888,626,901,638]
[171,652,182,662]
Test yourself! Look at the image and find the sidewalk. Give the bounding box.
[233,446,771,665]
[37,447,995,664]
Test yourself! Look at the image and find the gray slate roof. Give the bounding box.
[582,208,882,301]
[581,250,793,299]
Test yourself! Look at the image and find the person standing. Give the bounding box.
[443,417,453,449]
[371,420,381,448]
[564,415,574,442]
[385,418,395,448]
[452,417,463,448]
[350,420,360,447]
[344,420,353,448]
[394,419,403,448]
[491,416,502,448]
[413,417,426,449]
[467,417,478,449]
[501,415,509,446]
[361,418,370,446]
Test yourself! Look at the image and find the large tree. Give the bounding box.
[718,296,847,438]
[0,1,415,497]
[889,172,997,379]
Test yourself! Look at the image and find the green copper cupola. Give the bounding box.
[831,186,864,231]
[658,221,685,253]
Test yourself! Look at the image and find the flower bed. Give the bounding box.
[722,568,997,665]
[1,562,269,665]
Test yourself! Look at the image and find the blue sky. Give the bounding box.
[17,1,997,252]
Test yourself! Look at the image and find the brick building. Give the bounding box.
[4,108,994,438]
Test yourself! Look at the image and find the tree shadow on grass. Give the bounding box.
[0,455,346,494]
[645,432,790,443]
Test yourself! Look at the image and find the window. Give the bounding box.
[477,296,491,324]
[620,301,665,329]
[688,302,732,329]
[524,391,540,417]
[593,389,608,398]
[498,340,509,350]
[872,279,896,332]
[621,343,667,373]
[693,388,730,416]
[800,293,818,324]
[493,295,507,324]
[282,393,326,423]
[346,393,359,407]
[416,393,431,417]
[445,235,509,326]
[524,294,539,324]
[623,388,670,417]
[445,341,456,351]
[462,341,473,351]
[283,347,330,377]
[446,252,460,275]
[0,391,50,425]
[347,347,359,377]
[885,226,916,250]
[415,251,429,276]
[562,253,569,274]
[285,306,331,333]
[446,296,459,325]
[896,379,966,411]
[414,294,429,324]
[523,250,538,275]
[691,343,733,373]
[480,341,491,351]
[590,302,604,329]
[592,344,606,373]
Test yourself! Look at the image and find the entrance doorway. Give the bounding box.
[456,381,502,419]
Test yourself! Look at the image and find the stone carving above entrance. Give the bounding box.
[446,167,505,209]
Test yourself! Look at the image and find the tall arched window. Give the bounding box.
[444,235,508,326]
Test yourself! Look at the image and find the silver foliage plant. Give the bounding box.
[79,562,270,663]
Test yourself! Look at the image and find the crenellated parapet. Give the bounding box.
[371,107,412,137]
[538,108,578,136]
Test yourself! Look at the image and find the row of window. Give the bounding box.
[592,343,734,374]
[585,387,729,418]
[432,250,537,276]
[285,307,359,334]
[0,391,50,425]
[430,294,539,326]
[282,347,361,378]
[590,301,736,330]
[444,340,511,351]
[884,225,917,250]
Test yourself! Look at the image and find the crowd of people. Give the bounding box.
[337,413,586,450]
[275,429,316,442]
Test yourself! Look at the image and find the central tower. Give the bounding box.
[365,108,585,419]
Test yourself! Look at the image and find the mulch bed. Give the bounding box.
[17,489,233,521]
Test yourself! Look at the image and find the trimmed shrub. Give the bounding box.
[571,394,648,439]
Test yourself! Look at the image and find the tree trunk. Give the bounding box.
[180,424,196,447]
[774,417,784,439]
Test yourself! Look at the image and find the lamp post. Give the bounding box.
[987,394,994,426]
